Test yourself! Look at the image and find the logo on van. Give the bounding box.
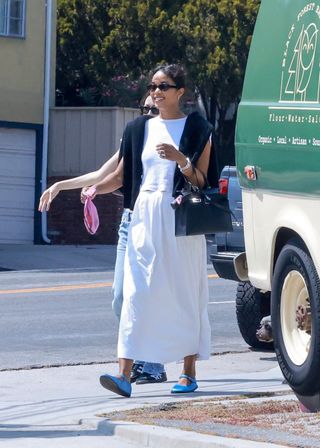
[280,4,320,103]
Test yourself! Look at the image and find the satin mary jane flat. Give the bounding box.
[171,374,198,394]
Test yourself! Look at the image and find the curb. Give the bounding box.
[89,419,289,448]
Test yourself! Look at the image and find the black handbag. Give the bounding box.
[171,178,233,237]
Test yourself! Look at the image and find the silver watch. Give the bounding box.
[179,157,191,173]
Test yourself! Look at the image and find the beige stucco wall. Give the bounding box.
[0,0,56,124]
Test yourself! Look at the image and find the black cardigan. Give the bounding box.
[119,111,217,210]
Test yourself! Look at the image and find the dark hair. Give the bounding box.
[151,64,186,88]
[139,92,150,106]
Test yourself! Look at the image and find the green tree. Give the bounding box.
[101,0,189,78]
[173,0,258,112]
[56,0,112,105]
[56,0,191,106]
[171,0,260,166]
[56,0,260,164]
[101,0,260,166]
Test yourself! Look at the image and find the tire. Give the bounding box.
[236,281,273,349]
[271,241,320,396]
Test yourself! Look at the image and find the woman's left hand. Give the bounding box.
[156,143,184,164]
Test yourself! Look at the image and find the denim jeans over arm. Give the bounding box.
[112,209,165,375]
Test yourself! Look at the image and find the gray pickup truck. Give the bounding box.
[210,166,272,349]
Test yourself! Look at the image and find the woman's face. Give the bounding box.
[149,70,184,111]
[142,95,158,116]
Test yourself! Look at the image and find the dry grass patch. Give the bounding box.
[99,394,320,439]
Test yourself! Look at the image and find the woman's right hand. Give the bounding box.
[80,186,89,204]
[80,186,97,204]
[38,184,60,212]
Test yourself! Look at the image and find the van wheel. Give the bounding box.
[271,242,320,396]
[236,281,273,349]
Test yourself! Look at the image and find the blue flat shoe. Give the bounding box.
[100,373,132,397]
[171,374,198,394]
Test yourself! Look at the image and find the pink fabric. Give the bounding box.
[83,186,99,235]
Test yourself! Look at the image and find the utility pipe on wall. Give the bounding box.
[40,0,53,243]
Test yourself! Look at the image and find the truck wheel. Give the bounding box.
[271,242,320,396]
[236,281,273,349]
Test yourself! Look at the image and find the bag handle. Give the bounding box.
[183,163,209,192]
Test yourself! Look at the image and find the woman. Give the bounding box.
[38,97,167,385]
[93,64,215,397]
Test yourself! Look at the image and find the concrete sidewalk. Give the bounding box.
[0,351,292,447]
[0,244,117,272]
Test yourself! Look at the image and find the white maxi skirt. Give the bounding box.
[117,190,211,363]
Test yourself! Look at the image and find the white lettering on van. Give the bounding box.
[284,40,289,56]
[292,137,307,145]
[280,8,320,103]
[297,3,315,21]
[269,113,286,122]
[288,24,295,39]
[288,114,306,123]
[282,26,295,67]
[277,136,287,144]
[308,114,320,124]
[258,136,272,145]
[312,138,320,146]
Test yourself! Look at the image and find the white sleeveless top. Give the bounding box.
[140,116,187,192]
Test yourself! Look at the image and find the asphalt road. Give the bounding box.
[0,266,247,370]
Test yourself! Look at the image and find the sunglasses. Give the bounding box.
[147,82,178,92]
[140,105,159,115]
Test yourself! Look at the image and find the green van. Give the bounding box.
[236,0,320,409]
